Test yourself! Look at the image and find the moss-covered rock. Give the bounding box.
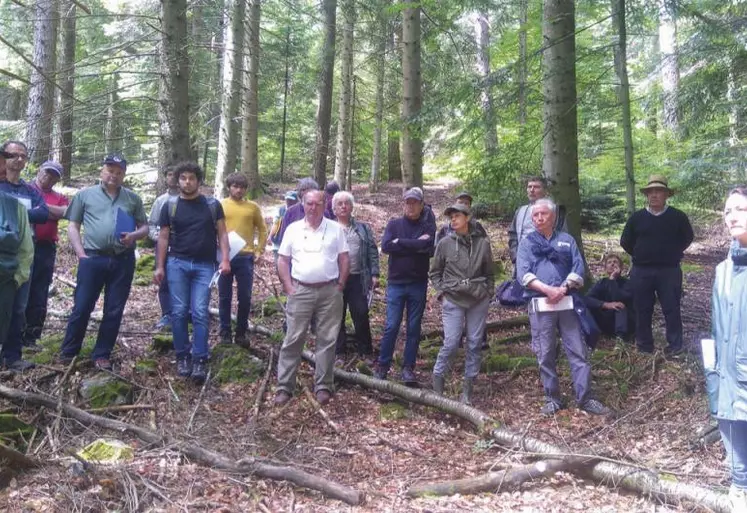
[480,353,535,373]
[79,374,133,408]
[152,333,174,354]
[0,414,33,438]
[133,254,155,286]
[212,344,265,385]
[379,402,409,421]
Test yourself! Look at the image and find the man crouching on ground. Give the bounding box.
[516,198,610,416]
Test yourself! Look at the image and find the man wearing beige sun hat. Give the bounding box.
[620,175,694,355]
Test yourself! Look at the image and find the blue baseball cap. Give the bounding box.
[103,153,127,170]
[40,160,64,177]
[284,191,299,201]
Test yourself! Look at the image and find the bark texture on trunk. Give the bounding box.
[369,7,386,192]
[542,0,583,250]
[313,0,337,187]
[333,0,355,190]
[518,0,528,126]
[658,0,680,137]
[475,13,498,155]
[26,0,58,164]
[240,0,262,198]
[58,1,76,182]
[401,6,423,188]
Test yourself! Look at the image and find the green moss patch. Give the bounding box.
[212,344,265,385]
[134,358,158,375]
[79,374,134,408]
[26,333,95,364]
[480,354,535,373]
[152,333,173,354]
[379,402,409,421]
[133,254,155,286]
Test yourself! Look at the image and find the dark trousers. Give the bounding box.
[590,307,634,339]
[156,241,171,319]
[3,273,31,364]
[335,274,373,355]
[218,254,255,336]
[630,265,683,351]
[60,252,135,361]
[23,242,56,344]
[0,275,17,350]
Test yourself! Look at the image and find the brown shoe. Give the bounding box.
[274,390,291,406]
[94,358,113,371]
[315,389,332,405]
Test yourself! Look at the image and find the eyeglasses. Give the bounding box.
[8,153,27,160]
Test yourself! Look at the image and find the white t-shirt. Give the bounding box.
[278,217,349,283]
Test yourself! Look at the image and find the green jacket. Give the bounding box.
[429,224,494,309]
[0,193,33,286]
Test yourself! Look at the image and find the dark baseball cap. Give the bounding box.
[444,203,471,217]
[40,160,64,177]
[103,153,127,170]
[403,187,424,201]
[455,191,473,202]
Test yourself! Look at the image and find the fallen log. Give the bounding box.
[407,458,585,497]
[302,351,730,512]
[0,441,41,469]
[208,307,273,337]
[0,384,362,505]
[420,315,529,341]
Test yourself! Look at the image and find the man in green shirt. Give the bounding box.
[59,154,148,370]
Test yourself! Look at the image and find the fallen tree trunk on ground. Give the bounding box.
[301,351,730,512]
[0,384,362,505]
[420,315,529,341]
[208,307,273,337]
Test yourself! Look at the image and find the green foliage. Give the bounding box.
[151,333,173,354]
[134,358,158,376]
[480,353,535,373]
[212,344,265,385]
[133,254,155,286]
[379,401,409,421]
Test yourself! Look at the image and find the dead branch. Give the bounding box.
[187,370,211,433]
[407,458,585,497]
[0,384,362,505]
[86,404,155,414]
[251,348,274,420]
[420,315,529,340]
[302,386,340,434]
[208,308,274,337]
[53,274,78,289]
[367,428,428,458]
[303,350,730,512]
[0,442,41,469]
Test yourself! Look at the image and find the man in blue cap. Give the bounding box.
[0,140,49,371]
[58,154,148,370]
[23,160,69,347]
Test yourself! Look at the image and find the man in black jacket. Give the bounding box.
[620,175,694,355]
[584,254,634,340]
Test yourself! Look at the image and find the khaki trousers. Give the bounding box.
[277,282,343,393]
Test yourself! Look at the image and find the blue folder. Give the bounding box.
[114,207,136,238]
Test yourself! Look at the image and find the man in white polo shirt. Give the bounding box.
[275,188,349,406]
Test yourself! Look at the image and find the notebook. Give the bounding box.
[114,207,136,238]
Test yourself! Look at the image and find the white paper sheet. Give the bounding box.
[701,338,716,369]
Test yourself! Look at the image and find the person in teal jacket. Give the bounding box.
[710,185,747,513]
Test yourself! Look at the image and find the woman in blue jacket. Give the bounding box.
[711,186,747,512]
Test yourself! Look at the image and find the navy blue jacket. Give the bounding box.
[381,210,436,284]
[0,179,49,225]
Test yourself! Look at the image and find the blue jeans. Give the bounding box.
[720,419,747,489]
[218,254,254,336]
[24,242,57,343]
[167,256,214,360]
[377,281,427,370]
[3,273,31,364]
[60,252,135,361]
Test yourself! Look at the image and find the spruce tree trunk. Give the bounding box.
[658,0,680,137]
[474,12,498,156]
[104,76,121,155]
[158,0,191,174]
[333,0,355,190]
[728,52,746,182]
[279,28,291,183]
[215,0,246,198]
[386,22,402,182]
[58,1,76,182]
[240,0,261,198]
[369,5,387,193]
[401,6,422,188]
[518,0,528,126]
[26,0,58,165]
[542,0,582,249]
[612,0,636,215]
[313,0,337,187]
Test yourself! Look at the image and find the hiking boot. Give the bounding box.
[6,359,35,373]
[93,359,113,372]
[191,359,208,384]
[219,332,233,345]
[637,345,654,354]
[540,401,563,416]
[56,354,76,367]
[432,374,445,395]
[176,355,192,377]
[373,365,388,380]
[461,378,475,405]
[664,345,683,358]
[315,389,332,405]
[155,316,172,332]
[234,332,250,348]
[274,390,291,406]
[401,367,417,385]
[580,398,611,416]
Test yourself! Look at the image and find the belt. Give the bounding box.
[85,249,132,257]
[293,279,337,288]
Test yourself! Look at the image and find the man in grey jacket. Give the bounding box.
[508,177,567,267]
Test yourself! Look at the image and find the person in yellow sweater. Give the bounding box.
[219,173,267,346]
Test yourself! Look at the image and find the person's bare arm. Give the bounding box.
[153,226,170,286]
[337,251,350,291]
[216,219,231,274]
[277,254,295,295]
[68,221,87,259]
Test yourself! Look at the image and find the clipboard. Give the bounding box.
[114,207,136,238]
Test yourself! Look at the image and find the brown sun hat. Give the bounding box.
[640,174,674,196]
